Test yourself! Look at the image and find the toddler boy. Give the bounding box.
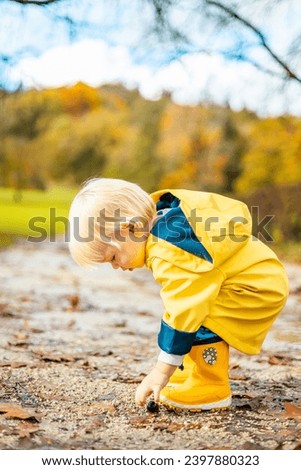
[68,178,288,411]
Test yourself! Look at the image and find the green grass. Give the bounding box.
[1,186,300,266]
[0,186,77,240]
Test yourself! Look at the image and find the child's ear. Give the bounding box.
[120,219,145,235]
[128,221,136,233]
[120,221,135,233]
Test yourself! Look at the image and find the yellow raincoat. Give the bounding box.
[145,189,289,356]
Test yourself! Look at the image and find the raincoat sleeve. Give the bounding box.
[150,256,225,357]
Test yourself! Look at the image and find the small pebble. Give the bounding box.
[147,400,159,413]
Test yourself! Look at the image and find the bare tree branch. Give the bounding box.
[2,0,301,90]
[223,51,287,81]
[165,44,287,82]
[205,0,301,83]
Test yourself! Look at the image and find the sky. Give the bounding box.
[1,0,301,117]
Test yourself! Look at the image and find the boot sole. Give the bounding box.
[160,395,232,412]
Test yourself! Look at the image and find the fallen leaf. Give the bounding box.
[186,422,203,430]
[229,363,240,369]
[115,373,146,384]
[32,349,76,363]
[113,320,127,328]
[166,422,184,432]
[153,422,169,430]
[8,331,30,347]
[84,403,117,416]
[29,327,44,334]
[8,338,30,347]
[66,294,80,311]
[0,403,39,422]
[67,320,76,328]
[229,370,249,380]
[0,361,28,368]
[90,350,113,357]
[129,416,153,428]
[17,422,40,438]
[0,303,13,316]
[242,442,265,450]
[268,355,291,365]
[290,285,301,295]
[136,311,153,317]
[46,353,76,363]
[90,417,107,427]
[13,332,28,341]
[283,402,301,422]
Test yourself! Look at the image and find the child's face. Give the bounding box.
[101,229,147,271]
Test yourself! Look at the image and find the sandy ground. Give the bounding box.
[0,238,300,450]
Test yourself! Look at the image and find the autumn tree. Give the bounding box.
[1,83,301,197]
[157,102,253,192]
[219,110,256,193]
[0,88,62,188]
[235,116,301,194]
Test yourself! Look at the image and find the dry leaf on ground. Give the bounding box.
[16,422,40,438]
[83,403,117,416]
[32,349,76,363]
[283,402,301,422]
[0,361,28,368]
[0,403,40,422]
[268,355,292,365]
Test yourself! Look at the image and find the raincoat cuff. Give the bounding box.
[158,320,196,355]
[158,350,184,366]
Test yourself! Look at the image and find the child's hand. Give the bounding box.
[135,368,169,405]
[135,361,177,406]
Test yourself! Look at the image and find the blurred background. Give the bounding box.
[0,0,300,261]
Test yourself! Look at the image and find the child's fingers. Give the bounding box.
[153,386,161,404]
[135,388,145,406]
[135,383,151,406]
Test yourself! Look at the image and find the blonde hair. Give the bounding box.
[68,178,156,267]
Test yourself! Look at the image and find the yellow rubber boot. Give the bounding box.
[168,353,195,386]
[160,341,232,411]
